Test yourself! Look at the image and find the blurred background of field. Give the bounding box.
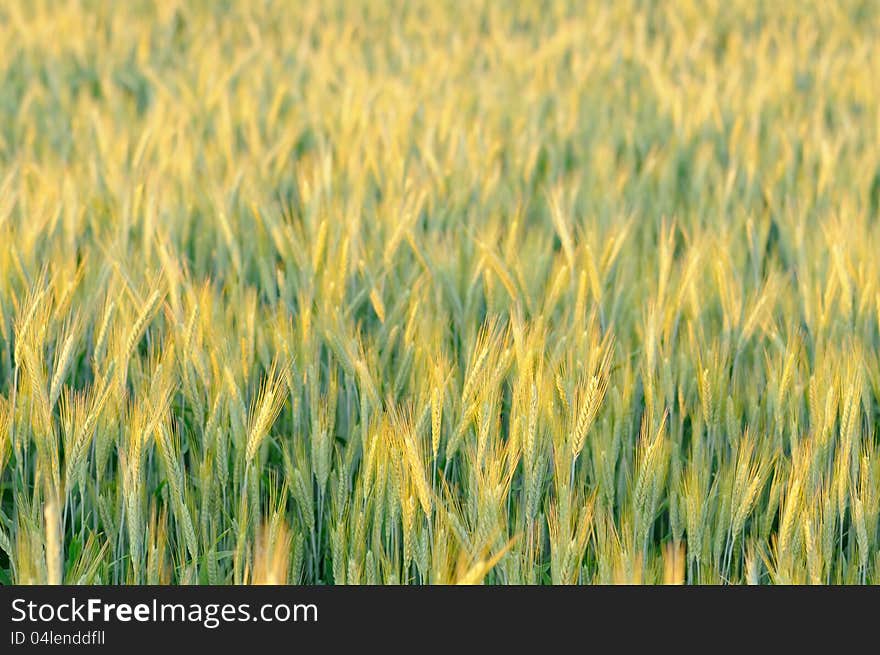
[1,0,879,584]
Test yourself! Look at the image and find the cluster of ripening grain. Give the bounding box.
[1,0,880,585]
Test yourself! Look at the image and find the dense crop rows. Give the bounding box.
[2,0,880,584]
